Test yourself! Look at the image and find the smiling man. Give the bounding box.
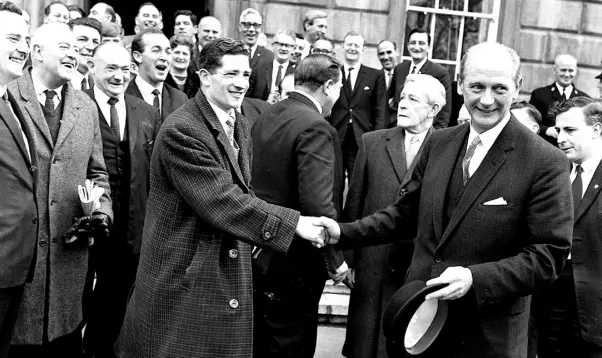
[126,28,187,124]
[239,8,273,72]
[300,10,328,59]
[377,40,398,90]
[43,1,69,24]
[388,28,451,129]
[69,17,101,91]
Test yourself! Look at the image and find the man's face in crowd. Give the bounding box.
[511,108,540,134]
[172,44,191,72]
[35,25,79,85]
[174,15,197,38]
[290,38,305,64]
[89,3,112,23]
[407,32,429,63]
[136,5,162,32]
[377,41,398,71]
[201,54,250,112]
[272,33,295,64]
[239,12,262,47]
[311,39,334,57]
[459,47,520,134]
[0,11,29,85]
[554,56,577,88]
[73,25,100,74]
[397,80,434,133]
[556,107,600,164]
[44,3,69,24]
[305,17,327,44]
[91,44,131,98]
[343,35,364,64]
[198,17,221,47]
[134,33,172,87]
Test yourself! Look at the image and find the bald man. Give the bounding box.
[530,54,590,145]
[195,16,222,67]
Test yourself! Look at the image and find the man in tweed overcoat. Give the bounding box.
[116,38,326,358]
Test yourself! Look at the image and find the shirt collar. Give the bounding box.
[293,89,322,114]
[273,59,289,69]
[32,70,64,101]
[94,86,125,106]
[468,112,512,151]
[249,43,258,56]
[344,62,361,72]
[405,128,429,143]
[555,82,573,94]
[135,75,163,96]
[411,57,427,72]
[574,151,602,175]
[205,92,235,129]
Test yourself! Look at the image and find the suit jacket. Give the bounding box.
[569,161,602,346]
[329,64,387,144]
[388,60,452,129]
[8,69,112,344]
[246,61,296,101]
[250,45,274,72]
[125,75,188,125]
[240,97,270,128]
[115,90,300,358]
[529,83,590,143]
[342,126,434,358]
[250,91,345,283]
[338,118,573,358]
[164,68,201,99]
[0,91,39,288]
[84,90,160,254]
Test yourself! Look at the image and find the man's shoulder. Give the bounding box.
[531,83,555,96]
[364,127,397,143]
[164,83,188,102]
[125,93,158,115]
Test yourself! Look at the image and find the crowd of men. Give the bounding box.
[0,1,601,358]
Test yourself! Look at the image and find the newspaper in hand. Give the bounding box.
[65,179,104,245]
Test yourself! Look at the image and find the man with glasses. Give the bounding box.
[239,8,273,72]
[310,38,335,57]
[247,29,297,103]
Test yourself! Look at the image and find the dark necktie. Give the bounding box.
[44,90,59,142]
[275,65,283,89]
[152,89,160,115]
[462,135,481,185]
[561,87,567,102]
[81,77,88,91]
[108,97,120,140]
[347,67,354,91]
[572,164,583,215]
[411,65,417,74]
[44,89,56,111]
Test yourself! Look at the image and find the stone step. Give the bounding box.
[319,280,350,325]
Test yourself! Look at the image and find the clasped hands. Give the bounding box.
[64,212,111,247]
[295,216,341,249]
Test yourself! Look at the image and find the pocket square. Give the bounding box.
[483,197,507,205]
[364,86,370,90]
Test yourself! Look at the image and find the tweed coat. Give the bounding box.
[8,69,112,344]
[338,118,573,357]
[342,126,434,358]
[116,89,300,358]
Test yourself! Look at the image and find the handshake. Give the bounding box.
[295,216,341,248]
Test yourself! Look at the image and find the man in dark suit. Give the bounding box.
[329,31,387,179]
[247,29,297,104]
[240,97,269,128]
[126,28,187,125]
[376,40,399,129]
[342,74,443,358]
[8,23,112,356]
[116,38,327,358]
[536,98,602,358]
[82,42,160,358]
[318,42,573,358]
[0,5,37,357]
[239,8,273,72]
[251,54,347,358]
[388,28,452,129]
[529,54,590,146]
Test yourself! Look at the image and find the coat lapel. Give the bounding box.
[265,61,273,93]
[385,127,406,183]
[0,97,31,166]
[54,84,78,149]
[439,120,516,247]
[162,86,171,118]
[351,65,366,98]
[16,70,54,148]
[126,97,140,155]
[575,161,602,222]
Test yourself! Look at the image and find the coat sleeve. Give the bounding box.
[86,103,113,221]
[161,123,300,255]
[374,71,388,130]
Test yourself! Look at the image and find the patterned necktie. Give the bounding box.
[462,135,481,185]
[152,89,160,115]
[347,67,354,91]
[572,164,583,215]
[405,135,421,169]
[275,65,283,89]
[108,97,120,140]
[386,71,392,89]
[225,115,239,158]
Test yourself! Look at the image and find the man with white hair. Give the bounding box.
[238,8,273,72]
[530,54,590,145]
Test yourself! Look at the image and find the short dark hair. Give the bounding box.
[69,17,102,36]
[198,37,247,74]
[303,10,327,31]
[67,5,85,18]
[407,28,431,45]
[138,2,160,17]
[132,28,166,63]
[170,34,194,54]
[44,1,67,16]
[511,101,542,125]
[294,54,342,91]
[174,9,198,26]
[548,96,595,119]
[378,39,397,51]
[0,1,22,15]
[582,101,602,126]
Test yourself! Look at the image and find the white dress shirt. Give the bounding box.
[94,86,127,140]
[249,44,258,60]
[135,75,163,110]
[32,73,63,108]
[571,153,602,198]
[206,95,236,136]
[409,57,427,75]
[343,62,360,91]
[384,69,394,89]
[466,113,512,177]
[293,90,322,114]
[271,59,289,93]
[555,82,573,98]
[71,71,91,91]
[404,129,429,153]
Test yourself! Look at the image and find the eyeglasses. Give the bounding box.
[240,22,262,29]
[273,41,294,49]
[311,48,332,55]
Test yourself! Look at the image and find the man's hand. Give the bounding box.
[425,266,473,300]
[313,216,341,244]
[64,213,111,246]
[545,126,558,139]
[343,267,355,289]
[296,216,326,248]
[329,261,348,286]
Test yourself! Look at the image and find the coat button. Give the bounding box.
[264,231,271,239]
[399,188,407,196]
[229,299,239,309]
[434,256,442,263]
[32,218,38,224]
[39,240,46,247]
[229,249,238,258]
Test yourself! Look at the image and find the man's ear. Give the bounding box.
[198,68,212,87]
[132,51,142,64]
[592,122,602,138]
[87,59,95,74]
[512,77,523,100]
[457,81,463,95]
[429,103,441,118]
[32,44,43,62]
